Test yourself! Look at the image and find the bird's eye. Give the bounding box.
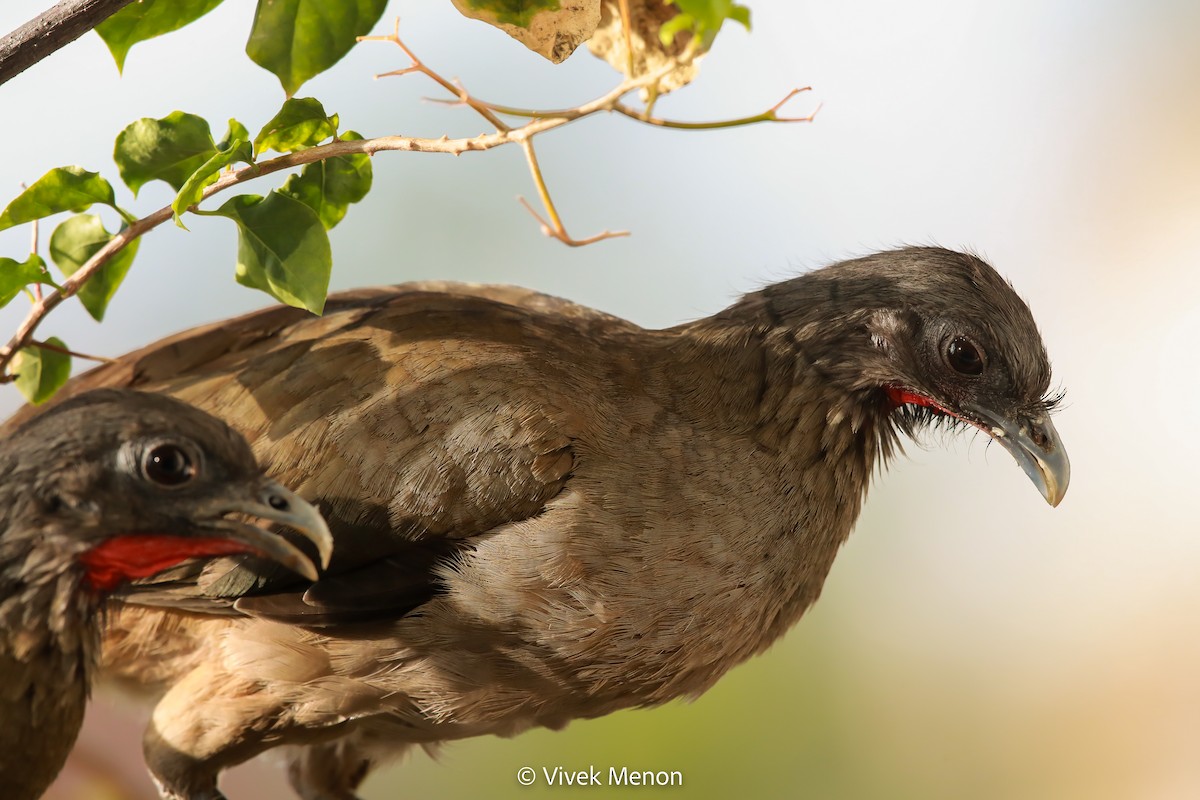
[142,443,196,487]
[946,337,985,376]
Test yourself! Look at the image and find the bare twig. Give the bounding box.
[361,20,510,132]
[517,140,629,247]
[362,23,648,246]
[439,88,819,130]
[0,0,135,87]
[614,88,820,129]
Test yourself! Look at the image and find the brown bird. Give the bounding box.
[8,247,1068,800]
[0,389,333,800]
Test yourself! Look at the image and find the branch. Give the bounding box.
[363,20,511,133]
[613,88,820,129]
[436,88,819,131]
[0,0,135,87]
[364,23,666,246]
[517,139,629,247]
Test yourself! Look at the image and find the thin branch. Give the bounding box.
[432,88,819,131]
[517,140,628,247]
[0,0,135,87]
[361,20,511,132]
[426,96,564,118]
[362,24,651,246]
[614,88,819,129]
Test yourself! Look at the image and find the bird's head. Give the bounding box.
[765,247,1069,505]
[1,389,333,593]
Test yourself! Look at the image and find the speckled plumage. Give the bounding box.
[9,247,1068,800]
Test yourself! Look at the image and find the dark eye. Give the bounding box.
[142,443,196,487]
[946,337,985,376]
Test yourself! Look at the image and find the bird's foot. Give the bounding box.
[150,772,227,800]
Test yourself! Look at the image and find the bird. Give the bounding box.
[0,388,333,800]
[5,246,1069,800]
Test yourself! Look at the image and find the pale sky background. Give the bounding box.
[1,1,1198,798]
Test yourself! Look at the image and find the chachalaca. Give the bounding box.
[0,388,332,800]
[5,247,1069,799]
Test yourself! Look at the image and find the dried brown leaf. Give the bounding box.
[451,0,602,63]
[587,0,700,96]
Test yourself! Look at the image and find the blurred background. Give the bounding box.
[1,0,1197,798]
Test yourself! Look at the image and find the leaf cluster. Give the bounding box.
[0,99,371,403]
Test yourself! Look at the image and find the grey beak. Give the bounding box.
[966,404,1070,507]
[205,479,334,580]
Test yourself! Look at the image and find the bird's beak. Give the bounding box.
[199,479,334,580]
[965,403,1070,507]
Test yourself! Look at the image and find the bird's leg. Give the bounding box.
[143,664,279,800]
[286,741,380,800]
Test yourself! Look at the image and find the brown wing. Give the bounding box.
[19,282,636,625]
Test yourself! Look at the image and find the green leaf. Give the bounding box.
[172,119,255,223]
[662,0,751,45]
[278,131,372,229]
[0,254,56,308]
[254,97,338,155]
[214,192,331,314]
[217,118,250,151]
[12,338,72,405]
[97,0,227,71]
[728,5,751,27]
[114,111,217,195]
[460,0,561,28]
[0,167,117,232]
[246,0,388,96]
[172,139,255,224]
[48,215,140,321]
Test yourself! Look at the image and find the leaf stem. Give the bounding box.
[28,201,42,302]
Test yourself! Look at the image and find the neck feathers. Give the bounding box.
[669,281,900,481]
[0,539,99,675]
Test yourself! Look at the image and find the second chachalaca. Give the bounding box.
[0,389,332,800]
[6,247,1069,799]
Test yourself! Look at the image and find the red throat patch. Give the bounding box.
[80,535,254,593]
[884,385,991,434]
[885,386,934,410]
